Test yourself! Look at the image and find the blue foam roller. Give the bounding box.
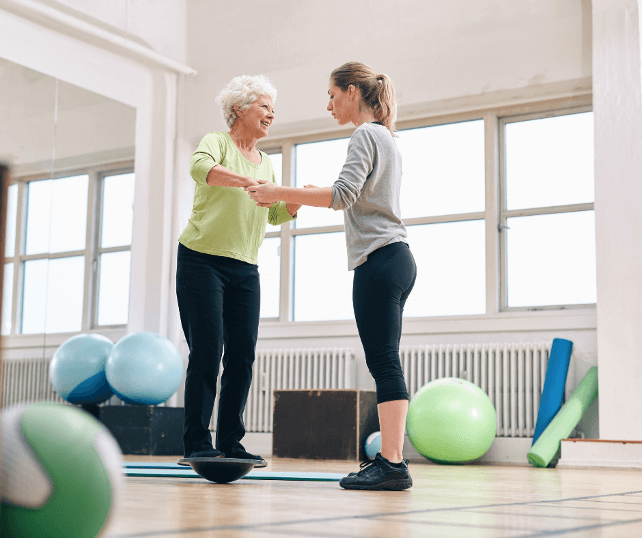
[532,338,573,444]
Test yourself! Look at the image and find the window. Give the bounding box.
[292,138,353,321]
[257,236,280,319]
[97,172,134,326]
[1,164,135,336]
[397,120,485,219]
[405,221,486,317]
[256,103,595,324]
[293,232,353,321]
[2,183,18,335]
[397,120,486,317]
[259,152,283,320]
[295,138,349,228]
[502,111,595,308]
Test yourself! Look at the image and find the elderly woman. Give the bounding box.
[176,75,299,462]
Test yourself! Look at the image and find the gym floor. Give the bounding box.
[108,456,642,537]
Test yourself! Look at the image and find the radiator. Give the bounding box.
[1,358,122,408]
[210,347,356,433]
[400,342,565,438]
[2,343,562,439]
[1,348,355,431]
[2,358,64,407]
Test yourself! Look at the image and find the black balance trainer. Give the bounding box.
[177,457,267,483]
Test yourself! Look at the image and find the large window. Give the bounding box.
[502,111,595,309]
[292,138,353,321]
[397,120,486,317]
[1,164,134,335]
[254,104,596,323]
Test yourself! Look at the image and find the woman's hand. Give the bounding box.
[246,180,281,204]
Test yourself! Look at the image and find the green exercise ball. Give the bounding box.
[0,402,123,538]
[407,378,496,464]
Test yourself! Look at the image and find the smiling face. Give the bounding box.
[236,94,275,138]
[327,82,355,125]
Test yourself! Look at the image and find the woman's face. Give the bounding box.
[327,83,354,125]
[236,95,275,138]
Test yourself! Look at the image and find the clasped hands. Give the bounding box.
[245,179,278,207]
[245,180,316,208]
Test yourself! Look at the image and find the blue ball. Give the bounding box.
[50,334,114,404]
[365,431,381,460]
[106,332,183,405]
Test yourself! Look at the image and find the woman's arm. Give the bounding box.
[286,202,302,216]
[259,200,302,217]
[246,181,333,208]
[206,164,260,188]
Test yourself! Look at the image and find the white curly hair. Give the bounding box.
[215,75,277,128]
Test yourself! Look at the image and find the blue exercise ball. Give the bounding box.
[365,431,381,460]
[105,332,183,405]
[406,378,496,464]
[50,333,114,404]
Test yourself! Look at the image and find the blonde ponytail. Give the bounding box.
[330,62,397,136]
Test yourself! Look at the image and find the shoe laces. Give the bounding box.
[355,459,377,476]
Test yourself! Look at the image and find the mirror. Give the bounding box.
[0,57,135,401]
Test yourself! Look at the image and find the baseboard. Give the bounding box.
[404,436,533,465]
[558,439,642,469]
[244,433,536,465]
[242,432,273,456]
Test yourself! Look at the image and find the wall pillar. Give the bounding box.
[593,0,642,440]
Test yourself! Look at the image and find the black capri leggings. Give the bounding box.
[353,241,417,404]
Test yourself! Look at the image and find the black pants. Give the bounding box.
[353,242,417,404]
[176,243,260,456]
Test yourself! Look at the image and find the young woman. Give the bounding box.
[246,62,417,490]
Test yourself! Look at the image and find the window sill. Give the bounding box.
[2,327,128,355]
[258,307,596,340]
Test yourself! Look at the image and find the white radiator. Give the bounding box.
[1,357,123,408]
[2,343,566,439]
[210,347,356,433]
[1,348,356,429]
[2,357,64,407]
[400,342,567,438]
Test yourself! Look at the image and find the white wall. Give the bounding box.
[181,0,591,142]
[45,0,187,63]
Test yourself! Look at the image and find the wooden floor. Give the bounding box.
[107,456,642,538]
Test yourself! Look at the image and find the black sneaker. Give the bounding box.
[222,447,267,466]
[340,453,412,491]
[185,448,225,459]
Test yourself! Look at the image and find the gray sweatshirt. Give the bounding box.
[331,122,407,270]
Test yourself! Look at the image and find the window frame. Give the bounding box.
[2,160,134,337]
[258,96,595,325]
[498,105,595,312]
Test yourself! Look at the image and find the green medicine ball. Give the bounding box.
[0,402,123,538]
[406,378,496,464]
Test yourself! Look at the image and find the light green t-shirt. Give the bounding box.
[179,131,295,264]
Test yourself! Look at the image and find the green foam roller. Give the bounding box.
[527,366,598,468]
